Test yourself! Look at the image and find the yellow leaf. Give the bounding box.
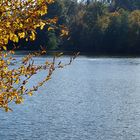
[2,46,7,51]
[28,91,33,96]
[15,79,19,84]
[48,27,54,31]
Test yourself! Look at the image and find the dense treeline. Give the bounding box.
[10,0,140,55]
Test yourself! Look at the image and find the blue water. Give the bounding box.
[1,56,140,140]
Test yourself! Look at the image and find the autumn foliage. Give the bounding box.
[0,0,70,112]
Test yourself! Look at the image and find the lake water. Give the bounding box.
[1,56,140,140]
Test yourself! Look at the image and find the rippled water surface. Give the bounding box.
[1,56,140,140]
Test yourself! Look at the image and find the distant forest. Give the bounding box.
[8,0,140,55]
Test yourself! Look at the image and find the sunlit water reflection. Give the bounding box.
[1,56,140,140]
